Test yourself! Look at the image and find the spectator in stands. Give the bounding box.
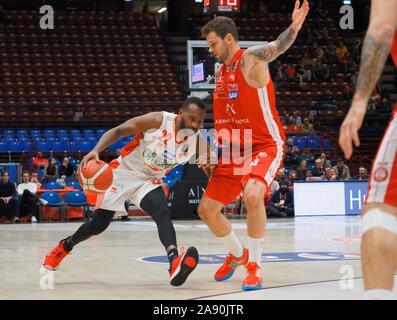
[325,168,337,181]
[43,159,58,183]
[289,169,299,183]
[312,159,326,178]
[275,168,289,184]
[355,167,369,181]
[305,170,314,181]
[285,146,301,168]
[268,180,294,218]
[31,171,42,188]
[17,172,47,224]
[285,138,294,153]
[333,158,351,181]
[0,171,19,223]
[324,45,338,64]
[312,89,337,110]
[342,83,354,101]
[335,40,349,63]
[315,1,329,19]
[300,147,315,163]
[297,62,312,87]
[59,157,74,181]
[284,64,297,82]
[301,118,315,134]
[296,160,308,180]
[317,152,332,169]
[273,61,284,82]
[33,151,49,170]
[368,86,381,112]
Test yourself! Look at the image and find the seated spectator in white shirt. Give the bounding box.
[17,172,47,223]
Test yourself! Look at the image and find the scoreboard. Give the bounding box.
[203,0,240,14]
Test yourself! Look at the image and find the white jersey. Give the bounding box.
[111,112,198,179]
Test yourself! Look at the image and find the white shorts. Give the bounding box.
[95,162,163,212]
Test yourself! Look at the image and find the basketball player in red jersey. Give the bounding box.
[339,0,397,300]
[199,0,309,290]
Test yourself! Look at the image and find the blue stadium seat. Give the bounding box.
[45,181,62,190]
[4,129,15,136]
[83,129,94,136]
[39,192,66,221]
[30,129,41,135]
[79,141,93,152]
[70,129,81,135]
[64,192,87,206]
[17,129,29,135]
[0,141,8,152]
[44,129,55,135]
[51,141,67,153]
[21,142,33,152]
[9,141,21,153]
[57,129,68,135]
[66,181,83,191]
[59,136,70,143]
[71,135,83,142]
[36,141,50,153]
[69,141,80,152]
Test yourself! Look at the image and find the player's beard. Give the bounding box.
[179,117,198,134]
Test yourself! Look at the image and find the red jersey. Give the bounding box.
[213,49,286,156]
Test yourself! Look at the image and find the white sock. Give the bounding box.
[248,236,263,265]
[218,231,244,258]
[364,289,393,300]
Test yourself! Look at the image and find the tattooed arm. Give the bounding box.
[339,0,397,159]
[241,0,309,88]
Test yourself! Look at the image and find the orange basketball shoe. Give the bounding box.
[169,246,199,287]
[242,262,262,291]
[214,248,249,282]
[43,239,70,271]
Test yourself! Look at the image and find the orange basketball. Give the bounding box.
[77,160,113,193]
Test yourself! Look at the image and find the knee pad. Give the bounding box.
[362,208,397,236]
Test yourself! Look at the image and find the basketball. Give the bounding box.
[77,160,113,193]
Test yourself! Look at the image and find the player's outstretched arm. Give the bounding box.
[245,0,309,63]
[339,0,396,160]
[81,112,163,167]
[241,0,309,87]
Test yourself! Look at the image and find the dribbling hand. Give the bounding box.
[81,150,100,169]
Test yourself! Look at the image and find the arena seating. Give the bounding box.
[0,11,183,127]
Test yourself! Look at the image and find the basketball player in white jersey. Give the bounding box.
[43,97,214,287]
[339,0,397,299]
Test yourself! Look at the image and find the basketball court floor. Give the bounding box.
[1,215,396,300]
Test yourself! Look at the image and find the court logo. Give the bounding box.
[339,5,354,30]
[139,252,360,265]
[39,5,54,30]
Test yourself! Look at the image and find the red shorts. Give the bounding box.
[204,144,284,205]
[366,113,397,207]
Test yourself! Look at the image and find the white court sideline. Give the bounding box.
[1,216,396,300]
